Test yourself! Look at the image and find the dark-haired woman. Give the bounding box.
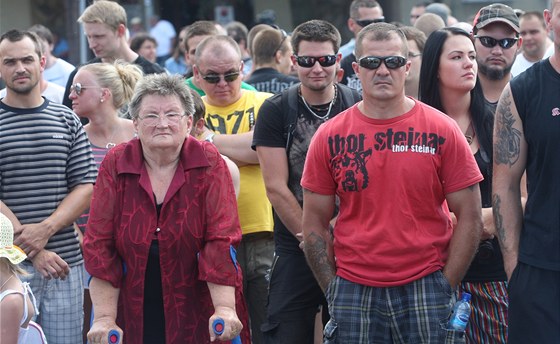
[419,27,507,343]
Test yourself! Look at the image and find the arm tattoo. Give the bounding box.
[492,194,505,244]
[494,89,521,166]
[304,232,335,292]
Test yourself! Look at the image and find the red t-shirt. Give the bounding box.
[301,100,483,287]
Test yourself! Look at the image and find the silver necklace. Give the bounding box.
[300,85,337,121]
[104,124,119,149]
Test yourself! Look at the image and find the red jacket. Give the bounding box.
[84,137,250,343]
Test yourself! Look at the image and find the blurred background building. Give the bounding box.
[0,0,550,66]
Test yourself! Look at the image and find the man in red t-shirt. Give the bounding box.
[301,22,483,343]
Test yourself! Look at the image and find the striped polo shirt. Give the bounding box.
[0,98,98,266]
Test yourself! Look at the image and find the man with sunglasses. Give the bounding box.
[340,0,385,93]
[193,34,274,344]
[339,0,384,60]
[493,0,560,342]
[253,20,360,343]
[301,22,483,343]
[472,3,521,112]
[183,20,257,96]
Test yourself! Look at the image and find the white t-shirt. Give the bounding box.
[43,58,75,87]
[511,53,536,78]
[150,20,176,57]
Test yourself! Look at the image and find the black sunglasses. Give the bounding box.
[294,55,337,68]
[359,56,407,70]
[474,36,518,49]
[354,17,385,27]
[201,71,240,84]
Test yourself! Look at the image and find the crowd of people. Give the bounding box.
[0,0,558,343]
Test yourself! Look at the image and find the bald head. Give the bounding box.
[194,35,241,65]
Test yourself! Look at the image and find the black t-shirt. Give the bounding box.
[63,55,166,109]
[245,68,299,94]
[339,53,362,94]
[510,60,560,271]
[253,84,360,254]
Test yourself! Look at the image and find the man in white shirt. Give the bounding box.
[149,15,176,66]
[511,11,550,76]
[29,24,74,88]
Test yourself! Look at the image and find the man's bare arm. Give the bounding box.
[302,189,336,292]
[492,85,526,280]
[200,126,259,165]
[444,185,483,288]
[15,183,93,258]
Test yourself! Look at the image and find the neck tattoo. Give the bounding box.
[300,85,337,121]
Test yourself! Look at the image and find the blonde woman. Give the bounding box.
[0,202,44,343]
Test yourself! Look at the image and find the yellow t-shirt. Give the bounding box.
[204,91,273,235]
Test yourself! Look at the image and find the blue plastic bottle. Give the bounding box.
[447,292,472,331]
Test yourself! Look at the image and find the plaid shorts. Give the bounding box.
[324,271,465,344]
[22,262,84,344]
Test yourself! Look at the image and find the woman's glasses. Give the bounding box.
[70,83,100,96]
[200,71,241,84]
[358,56,407,70]
[474,36,519,49]
[294,55,337,68]
[138,112,186,126]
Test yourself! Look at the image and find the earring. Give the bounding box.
[100,98,104,103]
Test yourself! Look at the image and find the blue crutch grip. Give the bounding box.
[212,318,241,344]
[108,329,120,344]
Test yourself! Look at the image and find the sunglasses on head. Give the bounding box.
[294,55,337,68]
[70,83,100,96]
[273,29,289,56]
[200,71,240,84]
[474,35,518,49]
[358,56,407,70]
[354,17,385,27]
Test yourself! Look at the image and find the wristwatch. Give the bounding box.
[205,133,215,143]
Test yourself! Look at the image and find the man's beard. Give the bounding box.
[8,83,36,95]
[478,61,513,81]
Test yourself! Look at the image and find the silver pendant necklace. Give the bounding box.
[300,85,337,121]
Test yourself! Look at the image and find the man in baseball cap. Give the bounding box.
[472,3,521,108]
[473,3,521,33]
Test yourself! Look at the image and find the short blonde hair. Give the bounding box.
[78,0,127,32]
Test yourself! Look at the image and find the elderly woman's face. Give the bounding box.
[133,94,192,150]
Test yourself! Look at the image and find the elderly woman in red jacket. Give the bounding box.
[84,73,248,344]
